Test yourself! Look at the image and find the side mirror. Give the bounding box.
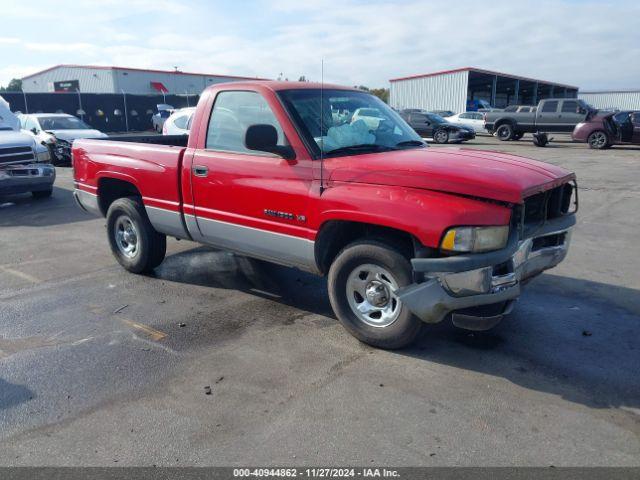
[245,124,295,160]
[30,127,38,135]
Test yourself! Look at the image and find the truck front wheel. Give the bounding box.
[106,197,167,274]
[328,240,423,349]
[496,124,515,141]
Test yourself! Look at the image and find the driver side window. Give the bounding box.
[206,91,287,154]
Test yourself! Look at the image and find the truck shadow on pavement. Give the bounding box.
[156,247,640,411]
[0,379,34,411]
[155,246,335,319]
[0,186,94,227]
[401,274,640,411]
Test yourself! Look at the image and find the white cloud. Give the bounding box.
[1,0,639,90]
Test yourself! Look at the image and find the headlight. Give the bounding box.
[441,226,509,253]
[36,149,51,162]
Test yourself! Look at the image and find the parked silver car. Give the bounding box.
[1,97,56,198]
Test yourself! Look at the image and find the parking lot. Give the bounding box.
[0,134,638,466]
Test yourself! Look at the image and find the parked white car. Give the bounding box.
[163,107,196,135]
[152,104,175,133]
[446,112,487,133]
[351,107,385,129]
[18,113,107,165]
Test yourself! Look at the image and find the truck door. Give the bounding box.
[536,100,560,131]
[189,90,315,270]
[558,100,585,132]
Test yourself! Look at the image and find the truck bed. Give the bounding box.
[72,136,188,217]
[97,134,189,147]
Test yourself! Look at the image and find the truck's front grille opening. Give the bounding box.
[521,182,576,236]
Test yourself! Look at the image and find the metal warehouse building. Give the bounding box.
[389,67,579,113]
[21,64,263,95]
[578,90,640,111]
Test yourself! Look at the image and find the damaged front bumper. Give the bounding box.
[396,214,576,330]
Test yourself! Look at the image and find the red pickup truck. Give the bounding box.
[73,81,577,349]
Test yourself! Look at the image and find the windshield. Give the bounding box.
[38,116,91,130]
[278,89,424,157]
[426,113,448,124]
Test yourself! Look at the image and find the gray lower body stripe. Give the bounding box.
[73,189,101,217]
[185,214,318,273]
[145,205,190,239]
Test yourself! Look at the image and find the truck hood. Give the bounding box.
[0,130,36,148]
[328,147,575,204]
[47,129,108,142]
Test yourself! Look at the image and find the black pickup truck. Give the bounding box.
[484,98,594,141]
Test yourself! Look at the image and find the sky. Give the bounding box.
[1,0,639,91]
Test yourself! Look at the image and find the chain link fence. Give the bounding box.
[0,92,198,133]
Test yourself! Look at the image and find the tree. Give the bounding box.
[355,85,389,103]
[0,78,22,92]
[369,88,389,103]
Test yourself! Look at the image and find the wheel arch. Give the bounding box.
[97,176,142,216]
[314,220,428,275]
[494,117,518,129]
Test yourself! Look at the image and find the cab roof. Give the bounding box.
[206,80,358,93]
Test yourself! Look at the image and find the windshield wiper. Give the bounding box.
[395,140,426,148]
[324,144,395,156]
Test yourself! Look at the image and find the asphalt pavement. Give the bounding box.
[0,134,638,466]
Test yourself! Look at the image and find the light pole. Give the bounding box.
[22,90,29,114]
[121,89,129,132]
[76,88,84,120]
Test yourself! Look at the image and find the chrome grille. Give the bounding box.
[0,145,35,166]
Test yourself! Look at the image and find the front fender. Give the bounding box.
[313,182,512,248]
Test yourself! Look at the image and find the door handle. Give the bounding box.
[193,165,208,177]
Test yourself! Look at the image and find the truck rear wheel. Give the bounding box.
[328,240,423,349]
[496,124,515,141]
[106,197,166,274]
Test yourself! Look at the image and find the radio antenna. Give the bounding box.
[319,58,325,195]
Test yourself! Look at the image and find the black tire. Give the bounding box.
[32,188,52,198]
[328,240,423,349]
[587,130,610,149]
[512,132,524,141]
[432,129,449,144]
[496,123,515,141]
[106,197,166,274]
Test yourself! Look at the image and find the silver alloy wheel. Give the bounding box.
[434,130,448,143]
[114,215,139,259]
[589,131,607,148]
[346,263,401,328]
